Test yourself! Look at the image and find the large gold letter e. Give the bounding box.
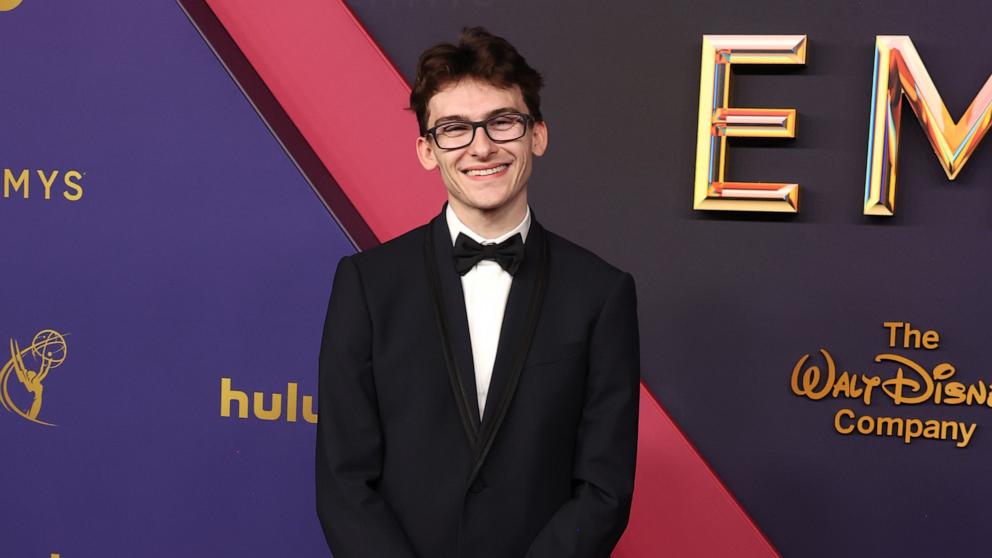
[694,35,806,213]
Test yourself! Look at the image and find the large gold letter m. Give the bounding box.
[865,36,992,216]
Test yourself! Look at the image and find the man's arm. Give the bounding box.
[316,256,419,558]
[525,272,640,558]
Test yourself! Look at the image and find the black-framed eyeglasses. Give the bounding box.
[425,112,535,150]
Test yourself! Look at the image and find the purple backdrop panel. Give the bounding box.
[0,1,343,556]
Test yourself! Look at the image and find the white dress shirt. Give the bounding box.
[446,205,531,419]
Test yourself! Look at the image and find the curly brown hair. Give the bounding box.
[409,27,544,135]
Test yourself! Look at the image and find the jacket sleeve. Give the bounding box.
[525,272,640,558]
[316,256,419,558]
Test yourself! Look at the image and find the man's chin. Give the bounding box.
[453,190,513,212]
[460,198,514,213]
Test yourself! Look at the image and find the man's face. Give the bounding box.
[416,78,548,217]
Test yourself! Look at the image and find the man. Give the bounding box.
[317,27,639,558]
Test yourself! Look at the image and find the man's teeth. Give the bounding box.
[465,164,508,176]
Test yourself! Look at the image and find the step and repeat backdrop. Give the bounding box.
[2,0,991,557]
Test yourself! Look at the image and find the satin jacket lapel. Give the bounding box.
[425,213,482,445]
[472,219,549,483]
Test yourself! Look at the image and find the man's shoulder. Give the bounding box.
[543,227,630,286]
[346,222,429,271]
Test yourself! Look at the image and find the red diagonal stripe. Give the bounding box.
[185,1,781,555]
[203,0,444,242]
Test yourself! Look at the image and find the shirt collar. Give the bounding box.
[446,204,531,246]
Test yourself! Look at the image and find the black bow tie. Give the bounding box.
[453,232,525,276]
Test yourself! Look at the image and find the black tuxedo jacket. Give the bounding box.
[316,208,640,558]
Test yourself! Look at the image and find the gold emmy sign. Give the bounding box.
[2,169,84,201]
[694,35,992,215]
[0,329,68,426]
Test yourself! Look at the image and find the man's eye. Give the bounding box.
[440,124,472,135]
[489,116,520,130]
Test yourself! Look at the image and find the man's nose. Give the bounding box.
[467,127,497,157]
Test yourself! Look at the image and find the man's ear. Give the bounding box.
[416,135,439,171]
[531,120,549,157]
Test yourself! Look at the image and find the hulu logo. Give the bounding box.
[220,377,317,423]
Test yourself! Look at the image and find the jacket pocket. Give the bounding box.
[525,341,585,367]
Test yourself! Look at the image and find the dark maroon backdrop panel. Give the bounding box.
[348,1,992,556]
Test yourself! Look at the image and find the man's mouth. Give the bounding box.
[463,163,509,177]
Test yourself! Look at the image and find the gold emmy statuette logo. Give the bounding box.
[0,329,68,426]
[0,0,23,12]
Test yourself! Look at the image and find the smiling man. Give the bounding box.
[316,27,640,558]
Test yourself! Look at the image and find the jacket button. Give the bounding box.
[469,478,487,494]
